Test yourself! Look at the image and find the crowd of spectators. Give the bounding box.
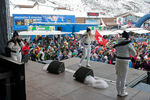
[22,33,150,71]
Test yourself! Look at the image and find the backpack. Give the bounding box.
[5,46,11,57]
[5,39,16,57]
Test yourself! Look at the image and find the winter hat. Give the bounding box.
[13,31,19,37]
[87,28,91,33]
[26,43,29,46]
[122,31,129,40]
[104,56,108,60]
[137,56,141,60]
[144,56,148,59]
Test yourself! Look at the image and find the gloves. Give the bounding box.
[17,39,21,43]
[25,49,29,52]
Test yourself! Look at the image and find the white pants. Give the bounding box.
[11,52,22,63]
[80,45,91,66]
[115,59,129,94]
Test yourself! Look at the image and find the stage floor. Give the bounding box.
[25,58,150,100]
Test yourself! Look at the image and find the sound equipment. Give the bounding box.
[73,67,94,83]
[47,61,65,74]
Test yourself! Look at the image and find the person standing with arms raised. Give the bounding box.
[79,28,94,67]
[113,31,136,97]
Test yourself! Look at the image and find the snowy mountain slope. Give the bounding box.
[28,0,150,16]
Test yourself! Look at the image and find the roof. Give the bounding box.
[10,0,36,6]
[102,18,117,27]
[105,23,118,26]
[115,12,145,18]
[18,31,71,35]
[115,12,131,18]
[16,2,38,8]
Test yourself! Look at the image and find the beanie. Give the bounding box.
[122,31,129,40]
[13,31,19,37]
[86,28,91,33]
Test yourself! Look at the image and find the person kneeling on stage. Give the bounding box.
[79,28,94,67]
[8,31,24,62]
[113,31,136,97]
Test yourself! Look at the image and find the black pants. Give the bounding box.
[22,54,29,63]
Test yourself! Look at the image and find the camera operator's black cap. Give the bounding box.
[122,31,129,40]
[87,28,91,32]
[13,31,19,37]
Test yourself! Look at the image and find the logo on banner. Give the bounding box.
[87,12,99,16]
[116,17,124,25]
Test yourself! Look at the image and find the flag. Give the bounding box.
[95,30,107,46]
[118,19,122,25]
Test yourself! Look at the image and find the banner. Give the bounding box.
[13,14,75,30]
[116,17,124,25]
[95,30,107,46]
[87,12,99,16]
[89,26,103,31]
[28,26,55,31]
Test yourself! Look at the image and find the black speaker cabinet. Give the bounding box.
[73,67,94,83]
[47,61,65,74]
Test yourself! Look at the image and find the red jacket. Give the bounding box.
[22,44,30,55]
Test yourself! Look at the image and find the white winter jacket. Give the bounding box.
[8,40,24,62]
[115,38,136,59]
[81,32,94,47]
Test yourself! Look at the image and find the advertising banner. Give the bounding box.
[116,17,124,25]
[28,26,55,31]
[89,26,104,31]
[13,14,75,30]
[87,12,99,16]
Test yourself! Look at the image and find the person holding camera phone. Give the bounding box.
[8,31,24,62]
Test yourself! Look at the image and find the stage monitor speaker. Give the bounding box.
[73,67,94,83]
[47,61,65,74]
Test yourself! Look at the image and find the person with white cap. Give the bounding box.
[141,56,150,71]
[135,56,142,69]
[113,31,136,97]
[8,31,24,62]
[79,28,94,67]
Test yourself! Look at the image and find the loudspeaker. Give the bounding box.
[73,67,94,83]
[47,61,65,74]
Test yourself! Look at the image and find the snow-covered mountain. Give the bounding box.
[28,0,150,16]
